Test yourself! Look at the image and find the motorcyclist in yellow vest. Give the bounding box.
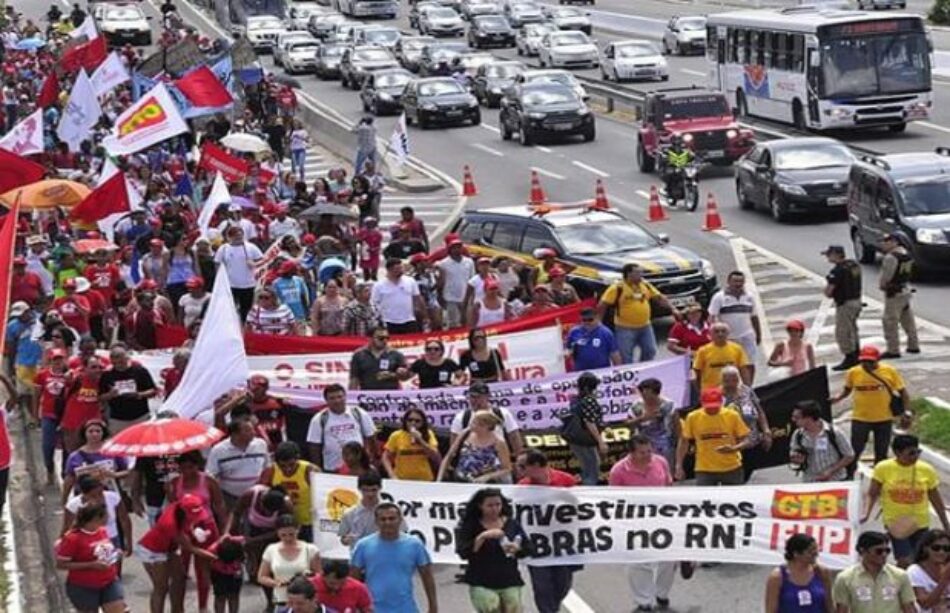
[662,134,694,205]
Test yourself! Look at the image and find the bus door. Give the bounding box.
[806,47,820,125]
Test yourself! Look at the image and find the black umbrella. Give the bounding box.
[271,73,302,89]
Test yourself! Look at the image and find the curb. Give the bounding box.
[2,488,21,613]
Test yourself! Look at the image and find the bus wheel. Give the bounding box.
[792,101,807,131]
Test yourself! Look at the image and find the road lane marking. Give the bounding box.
[917,120,950,135]
[480,123,501,134]
[534,145,553,153]
[531,166,566,180]
[571,160,610,177]
[635,189,651,200]
[680,68,705,77]
[471,143,504,157]
[564,590,597,613]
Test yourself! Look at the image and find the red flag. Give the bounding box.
[174,66,233,107]
[69,171,131,224]
[199,142,249,182]
[0,149,46,194]
[61,36,108,73]
[0,196,22,358]
[37,71,60,109]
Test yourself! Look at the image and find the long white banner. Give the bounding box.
[310,474,860,568]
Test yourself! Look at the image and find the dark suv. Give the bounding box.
[848,148,950,271]
[499,83,594,145]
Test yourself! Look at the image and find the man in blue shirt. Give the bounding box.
[566,308,621,372]
[5,301,43,400]
[352,502,438,613]
[271,261,311,323]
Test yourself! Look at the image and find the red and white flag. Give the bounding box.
[0,109,44,156]
[70,16,99,40]
[103,83,188,155]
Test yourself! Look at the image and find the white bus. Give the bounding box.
[706,7,932,132]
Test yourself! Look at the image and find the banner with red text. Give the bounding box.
[310,474,860,568]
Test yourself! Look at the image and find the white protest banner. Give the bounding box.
[0,109,44,156]
[57,69,102,153]
[311,474,860,568]
[90,52,130,97]
[102,83,188,155]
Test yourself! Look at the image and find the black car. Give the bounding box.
[395,35,436,72]
[848,148,950,271]
[339,45,399,89]
[403,77,481,128]
[417,42,469,76]
[499,83,594,146]
[467,14,515,49]
[472,60,525,107]
[735,137,854,222]
[361,68,413,115]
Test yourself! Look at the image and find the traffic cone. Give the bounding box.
[529,170,545,205]
[646,185,668,222]
[462,165,477,196]
[592,179,609,210]
[702,192,725,231]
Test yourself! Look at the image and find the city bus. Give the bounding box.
[706,7,932,132]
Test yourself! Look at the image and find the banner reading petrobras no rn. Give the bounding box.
[311,475,860,568]
[134,325,567,393]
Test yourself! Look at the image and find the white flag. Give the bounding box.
[90,52,130,97]
[387,112,410,167]
[162,266,249,420]
[198,171,230,238]
[57,69,102,153]
[96,158,145,242]
[0,109,44,156]
[102,83,188,156]
[70,16,99,40]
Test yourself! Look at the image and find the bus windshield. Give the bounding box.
[821,33,930,98]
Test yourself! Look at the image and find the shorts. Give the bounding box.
[734,333,758,362]
[890,527,929,560]
[66,579,124,610]
[469,585,522,612]
[211,570,243,596]
[14,364,37,394]
[135,543,168,565]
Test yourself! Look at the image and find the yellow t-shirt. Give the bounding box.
[845,364,904,423]
[600,280,659,328]
[271,460,314,526]
[872,458,938,530]
[385,429,438,481]
[692,341,750,390]
[681,407,750,473]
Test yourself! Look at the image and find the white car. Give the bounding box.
[353,25,402,49]
[541,6,591,34]
[460,0,501,20]
[330,20,363,43]
[273,31,317,65]
[537,31,598,68]
[515,68,587,100]
[662,15,706,56]
[600,39,668,82]
[505,1,544,27]
[245,15,285,51]
[515,22,557,56]
[286,3,325,29]
[282,39,321,73]
[93,3,151,46]
[419,7,465,37]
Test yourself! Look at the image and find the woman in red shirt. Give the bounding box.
[55,503,127,613]
[666,304,711,355]
[33,349,68,483]
[61,356,106,453]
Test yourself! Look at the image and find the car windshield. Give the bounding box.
[527,24,556,36]
[486,64,523,78]
[430,45,465,59]
[513,3,539,12]
[553,8,582,17]
[355,49,392,61]
[523,89,577,105]
[430,8,458,18]
[322,45,345,56]
[376,72,411,87]
[249,19,281,29]
[557,221,657,255]
[365,29,399,43]
[477,16,507,27]
[898,178,950,216]
[551,32,589,46]
[677,17,706,31]
[617,43,658,58]
[821,32,931,98]
[404,38,433,50]
[660,95,729,120]
[774,144,853,170]
[106,7,143,20]
[419,80,465,95]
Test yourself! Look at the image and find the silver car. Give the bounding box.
[308,12,346,39]
[396,35,437,71]
[515,21,557,56]
[286,3,325,30]
[315,42,347,78]
[600,39,668,82]
[541,6,591,34]
[354,25,402,50]
[505,1,544,28]
[419,7,465,37]
[273,31,316,66]
[460,0,502,20]
[282,39,321,73]
[662,15,706,56]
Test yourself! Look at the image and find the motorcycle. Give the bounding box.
[657,148,702,212]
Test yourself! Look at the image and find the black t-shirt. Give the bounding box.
[826,260,862,305]
[457,517,531,589]
[135,455,179,507]
[350,347,406,390]
[410,358,461,389]
[459,349,505,382]
[99,365,156,421]
[383,239,426,260]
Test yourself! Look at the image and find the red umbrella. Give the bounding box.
[74,239,119,254]
[100,417,224,457]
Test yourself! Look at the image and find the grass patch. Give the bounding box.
[911,397,950,454]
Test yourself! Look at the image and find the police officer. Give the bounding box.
[879,234,919,359]
[661,134,694,205]
[822,245,863,371]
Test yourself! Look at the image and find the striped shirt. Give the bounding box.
[246,304,296,335]
[708,290,758,339]
[206,437,271,499]
[789,422,854,482]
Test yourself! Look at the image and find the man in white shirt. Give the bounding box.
[214,226,263,321]
[436,239,474,329]
[268,204,301,241]
[217,204,258,241]
[306,383,376,472]
[370,258,427,334]
[449,381,524,459]
[708,270,762,382]
[205,415,271,509]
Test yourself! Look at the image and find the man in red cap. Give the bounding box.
[33,348,69,483]
[545,265,579,306]
[53,278,92,335]
[831,345,909,466]
[520,285,557,318]
[10,256,45,307]
[84,249,121,307]
[675,387,751,485]
[435,237,474,329]
[462,255,497,314]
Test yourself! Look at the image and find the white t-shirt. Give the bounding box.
[66,491,122,539]
[708,290,758,340]
[306,407,376,471]
[178,293,210,328]
[269,217,301,240]
[217,217,258,241]
[214,242,264,289]
[467,273,498,303]
[436,256,475,303]
[261,541,320,603]
[449,405,521,442]
[370,276,420,325]
[907,564,950,613]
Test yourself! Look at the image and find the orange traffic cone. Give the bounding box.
[702,192,725,231]
[462,165,477,196]
[646,185,668,222]
[592,179,609,210]
[529,170,545,205]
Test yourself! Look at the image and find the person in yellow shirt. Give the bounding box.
[381,407,442,481]
[692,322,751,394]
[831,345,910,466]
[596,263,681,364]
[675,388,752,485]
[862,434,950,568]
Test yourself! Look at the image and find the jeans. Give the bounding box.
[5,104,16,131]
[570,444,601,485]
[529,566,576,613]
[851,419,892,467]
[291,148,307,181]
[231,287,255,322]
[354,148,376,175]
[615,325,657,364]
[41,417,58,475]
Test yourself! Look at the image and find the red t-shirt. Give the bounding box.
[10,271,44,306]
[84,290,107,318]
[84,264,121,304]
[311,575,373,612]
[668,321,711,353]
[34,368,67,420]
[53,295,91,334]
[0,406,9,471]
[55,527,119,589]
[61,374,102,431]
[518,468,577,487]
[138,503,182,554]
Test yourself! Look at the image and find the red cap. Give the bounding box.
[301,233,316,246]
[278,260,298,275]
[700,388,723,409]
[63,278,77,289]
[444,232,461,245]
[409,253,428,265]
[86,231,101,240]
[786,319,805,332]
[858,345,881,362]
[477,256,491,264]
[12,256,26,266]
[138,279,158,291]
[179,493,206,514]
[447,237,463,247]
[185,277,204,289]
[548,265,566,278]
[484,278,500,290]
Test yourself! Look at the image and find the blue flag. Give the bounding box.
[131,71,157,101]
[174,172,194,198]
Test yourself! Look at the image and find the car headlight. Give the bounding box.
[379,92,392,101]
[778,183,807,196]
[577,107,590,116]
[681,133,694,143]
[422,103,437,111]
[827,107,852,119]
[916,228,948,245]
[726,129,737,139]
[701,258,716,279]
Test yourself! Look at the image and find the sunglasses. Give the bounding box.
[931,544,950,552]
[51,334,63,339]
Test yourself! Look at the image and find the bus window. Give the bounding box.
[790,34,805,72]
[759,31,770,66]
[771,32,785,69]
[728,28,739,63]
[739,29,750,64]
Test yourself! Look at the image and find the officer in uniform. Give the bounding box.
[879,234,919,359]
[660,134,694,203]
[822,245,863,371]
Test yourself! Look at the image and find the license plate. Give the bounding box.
[669,296,696,308]
[635,69,655,76]
[705,149,724,158]
[446,110,463,117]
[550,123,574,131]
[828,196,847,206]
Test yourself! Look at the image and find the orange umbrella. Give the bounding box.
[0,179,91,209]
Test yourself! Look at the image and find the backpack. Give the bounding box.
[793,425,854,480]
[315,406,370,447]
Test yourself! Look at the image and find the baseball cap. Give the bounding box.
[700,388,723,409]
[786,319,805,332]
[409,253,428,265]
[533,247,557,259]
[301,233,317,246]
[138,279,159,291]
[476,256,491,264]
[468,381,491,396]
[278,260,298,275]
[821,245,845,256]
[858,345,881,362]
[9,301,29,317]
[484,278,500,290]
[448,237,463,247]
[179,493,206,514]
[185,276,204,289]
[25,235,46,246]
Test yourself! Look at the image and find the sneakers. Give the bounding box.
[656,597,670,610]
[880,351,902,359]
[907,347,921,354]
[679,561,695,579]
